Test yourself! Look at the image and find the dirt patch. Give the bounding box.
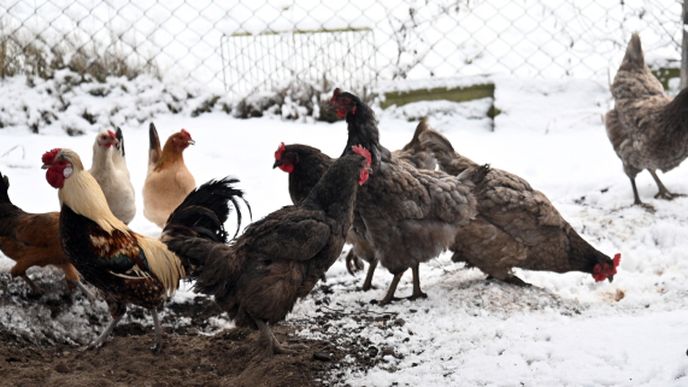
[0,270,385,386]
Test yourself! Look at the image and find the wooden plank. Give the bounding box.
[381,83,495,109]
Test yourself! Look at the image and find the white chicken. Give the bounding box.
[89,128,136,224]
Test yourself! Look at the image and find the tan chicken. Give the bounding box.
[605,33,688,206]
[419,125,621,285]
[143,123,196,228]
[89,128,136,224]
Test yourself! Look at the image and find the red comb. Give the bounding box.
[107,130,116,138]
[613,253,621,268]
[351,145,372,167]
[180,129,191,138]
[41,148,61,164]
[275,142,286,160]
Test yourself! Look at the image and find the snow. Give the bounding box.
[2,74,688,385]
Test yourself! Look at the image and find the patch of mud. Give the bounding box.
[0,270,384,385]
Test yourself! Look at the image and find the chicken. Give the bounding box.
[162,146,371,354]
[273,118,437,290]
[143,123,196,228]
[605,32,688,206]
[419,125,621,285]
[0,170,92,298]
[41,148,245,351]
[331,89,478,304]
[89,128,136,224]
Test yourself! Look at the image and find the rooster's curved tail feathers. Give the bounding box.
[161,177,251,278]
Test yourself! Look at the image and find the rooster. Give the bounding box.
[274,118,437,290]
[419,126,621,285]
[0,170,92,298]
[41,148,245,351]
[331,89,478,304]
[143,123,196,228]
[605,33,688,206]
[163,146,371,354]
[89,128,136,224]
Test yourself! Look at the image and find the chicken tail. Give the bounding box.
[148,122,162,167]
[161,177,251,277]
[0,170,10,204]
[619,32,644,70]
[419,127,477,175]
[115,126,125,158]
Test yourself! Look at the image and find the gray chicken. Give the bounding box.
[605,32,688,206]
[419,126,621,285]
[331,89,477,304]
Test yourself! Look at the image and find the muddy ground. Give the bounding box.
[0,269,392,386]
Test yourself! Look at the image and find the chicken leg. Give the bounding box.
[408,263,427,300]
[378,271,404,305]
[649,170,684,200]
[86,302,126,350]
[255,318,305,355]
[361,259,378,291]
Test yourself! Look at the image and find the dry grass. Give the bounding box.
[0,31,158,81]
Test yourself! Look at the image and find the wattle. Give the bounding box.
[46,167,64,188]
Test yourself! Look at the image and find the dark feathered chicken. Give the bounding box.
[274,119,437,289]
[420,126,621,284]
[331,89,477,304]
[42,148,244,351]
[162,147,371,354]
[605,33,688,206]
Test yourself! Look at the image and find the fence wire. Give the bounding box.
[1,0,683,98]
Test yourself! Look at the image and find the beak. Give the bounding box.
[607,275,614,283]
[187,139,195,145]
[41,164,49,169]
[272,160,281,169]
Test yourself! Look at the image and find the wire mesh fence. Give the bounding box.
[1,0,684,98]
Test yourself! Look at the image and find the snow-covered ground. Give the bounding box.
[2,75,688,386]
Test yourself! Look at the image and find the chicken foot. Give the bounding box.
[255,319,306,355]
[629,177,655,211]
[649,170,684,200]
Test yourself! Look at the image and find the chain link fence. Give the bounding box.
[2,0,683,99]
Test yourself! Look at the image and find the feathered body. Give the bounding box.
[0,171,85,294]
[605,33,688,204]
[43,148,238,350]
[420,126,620,284]
[89,129,136,224]
[331,89,477,303]
[143,123,196,228]
[163,151,370,354]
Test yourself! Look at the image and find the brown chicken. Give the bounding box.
[143,123,196,227]
[0,170,92,298]
[163,147,371,354]
[605,32,688,206]
[331,89,477,304]
[274,118,437,290]
[419,125,621,285]
[42,148,244,351]
[89,128,136,224]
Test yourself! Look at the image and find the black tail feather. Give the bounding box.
[0,171,10,204]
[115,126,125,157]
[164,177,251,242]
